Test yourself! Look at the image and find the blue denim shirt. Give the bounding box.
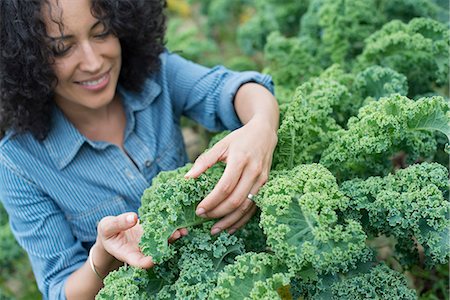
[0,52,273,299]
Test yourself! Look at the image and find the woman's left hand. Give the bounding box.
[184,116,278,235]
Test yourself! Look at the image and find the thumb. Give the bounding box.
[98,212,137,238]
[185,143,226,178]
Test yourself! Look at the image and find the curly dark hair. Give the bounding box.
[0,0,166,140]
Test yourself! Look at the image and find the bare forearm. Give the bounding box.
[234,82,279,132]
[65,242,122,299]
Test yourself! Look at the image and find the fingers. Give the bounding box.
[199,165,267,218]
[168,228,189,244]
[98,212,137,238]
[118,250,154,269]
[168,230,182,244]
[196,155,248,216]
[211,201,257,235]
[209,182,259,234]
[185,142,227,179]
[227,205,258,234]
[179,228,189,236]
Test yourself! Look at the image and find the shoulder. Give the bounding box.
[0,130,47,180]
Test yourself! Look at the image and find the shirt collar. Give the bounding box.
[43,105,86,170]
[117,76,161,113]
[44,77,161,170]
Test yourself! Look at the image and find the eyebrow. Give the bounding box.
[47,21,103,41]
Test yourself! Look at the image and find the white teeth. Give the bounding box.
[79,74,107,86]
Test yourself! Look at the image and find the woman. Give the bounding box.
[0,0,279,299]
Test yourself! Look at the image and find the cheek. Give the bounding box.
[52,60,73,83]
[107,36,122,59]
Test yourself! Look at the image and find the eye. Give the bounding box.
[51,42,72,57]
[93,28,111,40]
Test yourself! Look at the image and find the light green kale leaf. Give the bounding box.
[257,164,370,274]
[340,162,450,266]
[320,95,449,180]
[139,163,224,263]
[210,252,292,300]
[356,18,449,96]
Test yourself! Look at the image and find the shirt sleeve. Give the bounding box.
[0,159,86,300]
[162,51,274,132]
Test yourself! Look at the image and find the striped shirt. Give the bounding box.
[0,51,273,299]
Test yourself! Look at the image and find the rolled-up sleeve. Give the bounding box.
[163,52,274,131]
[0,159,86,300]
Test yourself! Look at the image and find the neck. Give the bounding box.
[57,95,126,146]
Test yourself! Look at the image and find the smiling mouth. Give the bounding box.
[76,73,109,86]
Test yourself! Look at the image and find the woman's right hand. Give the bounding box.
[96,212,187,270]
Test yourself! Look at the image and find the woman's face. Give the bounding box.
[43,0,121,113]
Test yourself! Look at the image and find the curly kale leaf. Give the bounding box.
[292,263,416,299]
[263,32,322,104]
[377,0,439,22]
[317,0,385,66]
[159,224,245,300]
[257,164,370,274]
[320,95,449,180]
[96,265,174,300]
[300,0,385,67]
[138,164,224,263]
[237,0,308,55]
[356,18,449,96]
[210,252,292,300]
[330,264,417,299]
[272,78,351,170]
[233,211,267,253]
[352,65,408,101]
[341,162,450,266]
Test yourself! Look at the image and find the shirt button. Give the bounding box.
[145,160,152,168]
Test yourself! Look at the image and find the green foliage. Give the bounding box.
[96,266,172,300]
[0,225,24,273]
[211,252,291,300]
[0,203,40,299]
[233,212,267,253]
[263,32,322,103]
[0,203,24,274]
[165,17,220,67]
[330,264,417,299]
[272,77,350,170]
[257,164,370,274]
[377,0,438,22]
[352,65,409,101]
[341,163,450,267]
[314,0,385,66]
[138,164,224,263]
[356,18,450,96]
[291,263,417,299]
[158,225,245,299]
[101,1,450,299]
[320,95,450,180]
[237,0,309,55]
[98,225,246,300]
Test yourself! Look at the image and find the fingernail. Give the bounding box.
[196,207,205,216]
[228,228,236,235]
[211,227,221,235]
[184,169,193,178]
[127,214,135,224]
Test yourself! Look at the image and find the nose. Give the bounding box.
[78,41,102,73]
